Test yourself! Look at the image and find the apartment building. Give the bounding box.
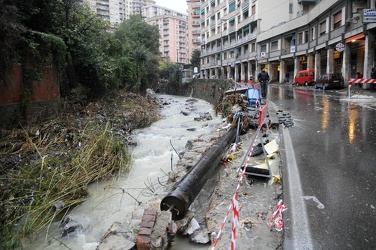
[143,5,189,64]
[85,0,121,25]
[187,0,202,59]
[85,0,155,26]
[200,0,376,87]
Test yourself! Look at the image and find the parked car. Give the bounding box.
[294,69,315,86]
[314,73,344,90]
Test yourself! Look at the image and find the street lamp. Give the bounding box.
[220,18,227,80]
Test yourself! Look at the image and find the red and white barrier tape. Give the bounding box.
[267,199,288,231]
[348,78,376,84]
[212,117,267,249]
[231,194,239,250]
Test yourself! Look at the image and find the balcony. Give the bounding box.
[193,39,201,44]
[192,2,201,9]
[192,21,200,27]
[192,29,201,35]
[297,0,318,5]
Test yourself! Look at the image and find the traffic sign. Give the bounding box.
[335,43,345,52]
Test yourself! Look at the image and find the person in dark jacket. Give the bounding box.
[285,72,290,83]
[258,68,270,98]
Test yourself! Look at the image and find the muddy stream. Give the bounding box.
[25,94,223,250]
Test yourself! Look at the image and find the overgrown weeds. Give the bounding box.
[0,122,130,249]
[0,90,161,249]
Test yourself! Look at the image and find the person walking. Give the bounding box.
[258,68,270,98]
[285,72,290,83]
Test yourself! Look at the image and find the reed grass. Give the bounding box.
[0,121,131,249]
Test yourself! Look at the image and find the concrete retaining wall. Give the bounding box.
[160,79,232,106]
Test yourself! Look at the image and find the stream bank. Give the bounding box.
[95,92,284,250]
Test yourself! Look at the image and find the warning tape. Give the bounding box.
[267,199,288,231]
[231,194,239,249]
[348,78,376,84]
[212,117,267,250]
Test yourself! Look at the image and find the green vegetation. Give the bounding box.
[0,1,162,96]
[0,91,161,249]
[0,121,131,249]
[0,1,181,247]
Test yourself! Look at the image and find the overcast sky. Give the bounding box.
[155,0,188,14]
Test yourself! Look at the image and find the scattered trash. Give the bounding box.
[226,154,235,162]
[264,139,279,157]
[250,143,263,157]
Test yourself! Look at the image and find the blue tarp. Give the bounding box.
[246,88,261,106]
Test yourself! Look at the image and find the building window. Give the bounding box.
[229,2,236,13]
[319,20,326,36]
[289,4,293,14]
[310,27,315,40]
[252,5,256,15]
[243,9,249,19]
[298,32,303,45]
[304,31,309,43]
[271,40,278,51]
[261,44,266,53]
[333,10,342,29]
[251,42,256,52]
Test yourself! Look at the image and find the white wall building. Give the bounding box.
[200,0,376,88]
[85,0,156,26]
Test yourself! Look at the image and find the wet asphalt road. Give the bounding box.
[267,84,376,250]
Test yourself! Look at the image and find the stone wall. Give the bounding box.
[160,79,232,106]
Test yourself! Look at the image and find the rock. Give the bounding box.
[175,211,194,235]
[53,200,65,212]
[184,218,200,235]
[96,234,135,250]
[61,214,90,237]
[189,230,211,244]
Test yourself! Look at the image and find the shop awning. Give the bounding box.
[345,33,365,43]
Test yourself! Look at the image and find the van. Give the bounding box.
[294,69,315,86]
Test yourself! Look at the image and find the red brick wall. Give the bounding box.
[0,64,60,104]
[0,64,60,127]
[0,65,23,105]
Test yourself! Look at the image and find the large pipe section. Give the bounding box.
[160,127,237,220]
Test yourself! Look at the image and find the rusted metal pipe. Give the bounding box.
[160,127,237,220]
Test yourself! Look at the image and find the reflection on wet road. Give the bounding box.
[269,85,376,249]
